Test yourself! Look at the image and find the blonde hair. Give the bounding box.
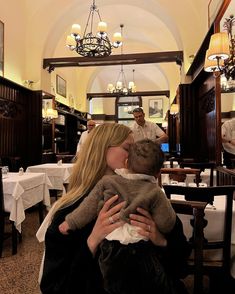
[52,123,132,214]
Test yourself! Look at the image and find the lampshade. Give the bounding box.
[170,104,179,115]
[46,108,58,119]
[207,32,230,60]
[204,49,221,72]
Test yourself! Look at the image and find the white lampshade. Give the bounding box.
[128,81,135,89]
[46,108,58,119]
[116,81,122,89]
[66,35,76,48]
[170,104,179,115]
[107,83,114,92]
[97,21,107,33]
[204,49,220,72]
[71,24,81,37]
[207,32,230,60]
[113,32,123,47]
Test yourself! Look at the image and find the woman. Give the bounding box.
[39,123,190,294]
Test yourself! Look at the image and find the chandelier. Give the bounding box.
[107,68,137,95]
[66,0,122,57]
[204,15,235,84]
[107,25,136,95]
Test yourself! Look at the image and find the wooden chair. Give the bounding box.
[170,199,207,294]
[164,185,235,293]
[159,167,201,187]
[180,162,216,186]
[0,168,20,257]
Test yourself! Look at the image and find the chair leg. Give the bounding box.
[38,201,44,224]
[0,215,4,257]
[11,222,18,255]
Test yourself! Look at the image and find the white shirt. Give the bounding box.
[76,130,89,153]
[222,119,235,155]
[130,120,165,142]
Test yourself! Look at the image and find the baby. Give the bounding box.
[59,139,176,240]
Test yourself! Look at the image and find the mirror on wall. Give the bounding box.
[42,92,56,153]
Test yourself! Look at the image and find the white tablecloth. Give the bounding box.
[170,193,235,277]
[3,172,52,232]
[26,163,74,191]
[161,168,217,186]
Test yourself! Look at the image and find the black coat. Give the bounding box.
[40,196,191,294]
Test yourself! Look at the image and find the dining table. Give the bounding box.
[2,172,52,232]
[169,191,235,278]
[26,163,74,192]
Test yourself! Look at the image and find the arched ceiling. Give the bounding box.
[22,0,209,100]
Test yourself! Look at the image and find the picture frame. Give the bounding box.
[56,75,67,98]
[0,20,4,76]
[149,98,163,118]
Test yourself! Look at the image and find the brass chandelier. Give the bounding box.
[204,15,235,85]
[66,0,122,57]
[107,24,136,95]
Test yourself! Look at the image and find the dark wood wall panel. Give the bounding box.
[0,77,42,169]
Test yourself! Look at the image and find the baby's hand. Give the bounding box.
[59,221,70,235]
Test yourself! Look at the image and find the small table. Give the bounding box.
[171,193,235,278]
[26,163,74,192]
[3,172,51,232]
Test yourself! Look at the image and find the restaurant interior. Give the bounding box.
[0,0,235,293]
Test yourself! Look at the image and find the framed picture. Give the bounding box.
[149,98,163,118]
[0,20,4,76]
[56,75,67,98]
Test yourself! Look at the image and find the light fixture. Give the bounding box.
[170,104,179,115]
[107,25,137,95]
[42,102,58,122]
[204,15,235,84]
[66,0,122,57]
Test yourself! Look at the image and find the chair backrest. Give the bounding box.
[164,185,235,281]
[180,162,216,186]
[159,167,201,187]
[0,168,3,213]
[216,166,235,186]
[170,199,207,294]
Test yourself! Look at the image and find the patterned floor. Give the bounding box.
[0,207,207,294]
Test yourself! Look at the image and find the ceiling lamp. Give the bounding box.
[107,68,137,95]
[107,25,136,95]
[204,15,235,82]
[66,0,122,57]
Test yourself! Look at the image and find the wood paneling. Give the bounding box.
[0,77,42,169]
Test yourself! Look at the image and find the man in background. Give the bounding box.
[131,107,168,144]
[76,119,96,154]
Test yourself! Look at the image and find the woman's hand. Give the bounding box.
[129,207,167,247]
[87,195,125,255]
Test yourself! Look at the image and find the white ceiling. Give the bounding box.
[6,0,212,98]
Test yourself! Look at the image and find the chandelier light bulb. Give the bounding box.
[113,32,123,47]
[71,24,82,38]
[66,35,76,49]
[97,21,107,35]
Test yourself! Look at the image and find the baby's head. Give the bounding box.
[127,139,165,176]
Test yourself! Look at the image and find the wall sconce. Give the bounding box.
[23,80,35,88]
[42,102,58,122]
[170,104,179,116]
